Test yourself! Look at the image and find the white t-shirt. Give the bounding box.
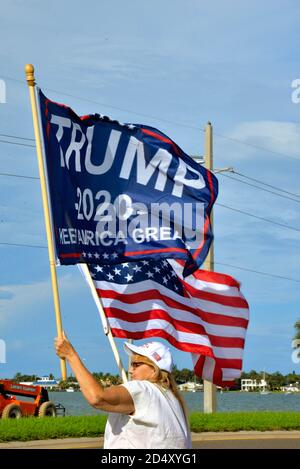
[104,380,191,449]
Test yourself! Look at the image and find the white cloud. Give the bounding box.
[0,273,84,329]
[228,121,300,160]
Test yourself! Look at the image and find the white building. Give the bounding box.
[241,378,268,391]
[178,381,203,392]
[20,375,59,389]
[34,376,59,389]
[280,383,300,393]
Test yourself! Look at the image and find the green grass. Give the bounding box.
[0,415,107,442]
[1,412,300,442]
[189,412,300,432]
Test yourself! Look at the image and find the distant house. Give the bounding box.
[33,376,59,389]
[280,383,300,393]
[19,375,59,389]
[178,381,203,392]
[241,378,268,391]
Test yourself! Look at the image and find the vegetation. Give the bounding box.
[1,412,300,442]
[189,412,300,432]
[0,416,106,442]
[8,368,300,392]
[237,370,300,391]
[294,320,300,341]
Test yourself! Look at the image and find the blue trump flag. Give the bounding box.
[38,90,218,276]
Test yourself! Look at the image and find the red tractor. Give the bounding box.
[0,379,59,419]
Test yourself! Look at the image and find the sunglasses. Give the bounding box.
[130,361,149,369]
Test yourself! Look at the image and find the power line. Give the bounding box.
[214,262,300,284]
[0,171,39,180]
[216,203,300,233]
[233,171,300,199]
[0,139,35,148]
[3,73,300,162]
[46,87,204,130]
[219,173,300,204]
[0,241,46,249]
[0,133,34,142]
[0,169,300,234]
[1,240,300,283]
[0,74,204,131]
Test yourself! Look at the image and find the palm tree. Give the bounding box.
[294,320,300,340]
[293,320,300,364]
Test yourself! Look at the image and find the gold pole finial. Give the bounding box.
[25,64,35,86]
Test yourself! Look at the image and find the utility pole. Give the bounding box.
[203,122,217,413]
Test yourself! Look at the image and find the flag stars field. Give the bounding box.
[124,274,133,282]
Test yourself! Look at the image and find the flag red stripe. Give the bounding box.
[191,268,241,288]
[110,328,214,356]
[104,304,248,330]
[60,253,82,258]
[197,311,248,328]
[208,335,245,348]
[105,306,245,348]
[98,288,248,327]
[192,213,210,260]
[216,358,242,369]
[194,355,205,378]
[98,288,197,313]
[206,168,216,210]
[183,280,249,308]
[176,259,242,289]
[140,128,180,155]
[124,247,187,257]
[105,307,211,336]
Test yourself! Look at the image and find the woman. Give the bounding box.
[55,334,191,449]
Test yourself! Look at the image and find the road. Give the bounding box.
[0,431,300,449]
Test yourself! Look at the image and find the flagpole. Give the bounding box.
[203,121,217,413]
[25,64,67,381]
[79,264,128,384]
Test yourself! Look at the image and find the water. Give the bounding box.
[48,391,300,416]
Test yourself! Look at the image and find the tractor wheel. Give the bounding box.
[2,403,23,419]
[38,401,57,417]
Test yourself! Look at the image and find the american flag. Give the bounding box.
[87,257,249,387]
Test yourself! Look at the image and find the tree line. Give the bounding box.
[10,368,300,391]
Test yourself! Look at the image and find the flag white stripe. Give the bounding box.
[168,260,242,297]
[102,297,247,338]
[108,317,212,347]
[213,347,243,359]
[96,280,249,319]
[184,277,241,297]
[95,279,192,304]
[221,368,243,380]
[202,356,215,382]
[188,297,248,319]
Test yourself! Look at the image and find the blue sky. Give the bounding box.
[0,0,300,379]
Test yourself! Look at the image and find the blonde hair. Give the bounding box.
[132,354,189,423]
